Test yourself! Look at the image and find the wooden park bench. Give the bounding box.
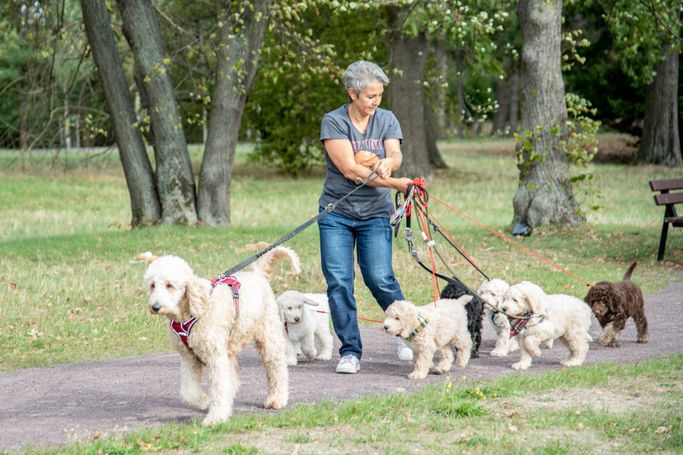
[649,178,683,261]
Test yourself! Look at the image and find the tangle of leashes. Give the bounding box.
[391,179,542,323]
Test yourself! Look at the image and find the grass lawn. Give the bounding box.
[0,135,681,453]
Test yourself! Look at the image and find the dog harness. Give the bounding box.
[405,313,429,341]
[169,275,242,351]
[170,317,199,349]
[211,274,241,317]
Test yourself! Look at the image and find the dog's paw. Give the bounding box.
[316,353,332,361]
[264,397,287,410]
[543,339,554,349]
[287,358,298,366]
[408,370,428,380]
[511,361,530,370]
[470,350,479,359]
[561,358,584,367]
[490,348,509,357]
[430,367,446,375]
[637,335,649,344]
[202,411,231,426]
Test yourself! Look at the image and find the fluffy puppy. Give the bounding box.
[383,296,473,379]
[276,290,334,365]
[478,279,553,357]
[440,277,484,358]
[143,246,300,426]
[584,262,648,347]
[501,282,592,370]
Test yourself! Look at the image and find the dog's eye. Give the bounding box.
[150,283,155,290]
[166,283,175,290]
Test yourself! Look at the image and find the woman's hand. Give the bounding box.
[373,157,395,179]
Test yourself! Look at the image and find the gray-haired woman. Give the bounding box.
[317,60,414,374]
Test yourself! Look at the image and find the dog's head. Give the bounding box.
[383,300,419,338]
[501,281,546,317]
[584,282,617,319]
[276,290,320,324]
[477,278,510,310]
[143,255,209,320]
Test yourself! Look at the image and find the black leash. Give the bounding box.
[216,170,378,279]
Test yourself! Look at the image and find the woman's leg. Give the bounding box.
[356,216,405,310]
[318,211,362,359]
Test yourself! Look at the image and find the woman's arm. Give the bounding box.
[324,139,412,193]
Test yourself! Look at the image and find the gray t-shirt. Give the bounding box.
[318,104,403,219]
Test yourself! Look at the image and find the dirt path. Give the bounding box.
[1,279,682,453]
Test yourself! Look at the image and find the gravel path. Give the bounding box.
[1,279,682,453]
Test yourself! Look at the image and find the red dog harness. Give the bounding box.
[170,275,241,351]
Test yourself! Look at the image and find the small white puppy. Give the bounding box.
[500,281,592,370]
[276,290,333,366]
[384,296,473,379]
[478,279,553,357]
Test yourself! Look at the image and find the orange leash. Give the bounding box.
[429,194,592,287]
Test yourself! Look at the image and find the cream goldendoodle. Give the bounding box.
[500,281,592,370]
[478,279,553,357]
[143,246,300,425]
[383,296,473,379]
[276,290,334,366]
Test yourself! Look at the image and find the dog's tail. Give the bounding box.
[252,246,301,280]
[623,262,637,281]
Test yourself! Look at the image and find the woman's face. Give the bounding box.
[348,80,384,116]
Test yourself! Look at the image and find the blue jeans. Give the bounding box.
[318,209,405,359]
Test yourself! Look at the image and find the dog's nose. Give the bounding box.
[383,325,389,331]
[151,303,161,313]
[501,305,508,313]
[294,317,300,322]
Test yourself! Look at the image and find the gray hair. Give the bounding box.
[343,60,390,94]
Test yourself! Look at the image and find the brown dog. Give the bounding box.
[584,262,649,347]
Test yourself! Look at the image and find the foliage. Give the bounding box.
[243,1,385,175]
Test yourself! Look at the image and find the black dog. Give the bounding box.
[440,277,485,358]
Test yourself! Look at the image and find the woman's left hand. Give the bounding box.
[373,157,394,179]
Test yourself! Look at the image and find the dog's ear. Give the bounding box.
[186,277,209,317]
[458,295,474,305]
[302,296,320,307]
[522,289,543,314]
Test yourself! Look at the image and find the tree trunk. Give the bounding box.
[492,75,510,135]
[198,0,272,226]
[387,6,431,178]
[425,97,447,169]
[80,0,161,226]
[512,0,583,234]
[117,0,197,225]
[508,65,520,134]
[639,49,681,166]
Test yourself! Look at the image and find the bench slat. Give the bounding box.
[654,192,683,205]
[650,178,683,192]
[665,216,683,227]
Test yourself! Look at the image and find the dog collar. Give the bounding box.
[508,311,544,338]
[405,313,429,341]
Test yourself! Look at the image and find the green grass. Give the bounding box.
[26,354,683,454]
[0,138,681,370]
[1,137,682,453]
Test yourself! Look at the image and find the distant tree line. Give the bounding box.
[0,0,680,229]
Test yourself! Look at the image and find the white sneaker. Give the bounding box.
[396,337,413,361]
[336,355,360,374]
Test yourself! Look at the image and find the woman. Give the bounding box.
[318,60,414,374]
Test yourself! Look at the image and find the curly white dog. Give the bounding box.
[383,296,473,379]
[478,279,553,357]
[276,290,334,366]
[500,281,592,370]
[143,246,300,425]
